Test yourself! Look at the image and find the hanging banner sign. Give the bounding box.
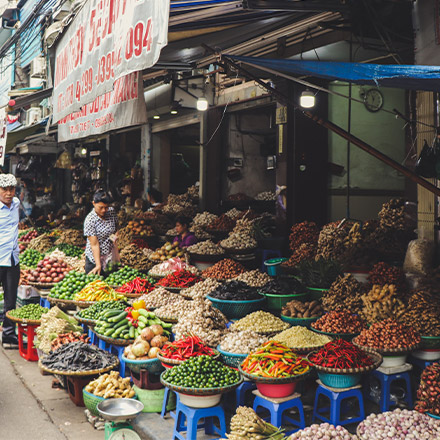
[57,71,147,141]
[53,0,170,123]
[0,108,7,166]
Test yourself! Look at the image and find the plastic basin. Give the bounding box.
[256,382,297,398]
[317,372,361,389]
[264,258,288,276]
[307,287,328,301]
[178,393,221,408]
[261,292,309,314]
[380,354,407,367]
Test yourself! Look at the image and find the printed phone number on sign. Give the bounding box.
[69,113,115,134]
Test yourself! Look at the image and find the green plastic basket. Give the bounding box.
[259,292,309,314]
[134,385,176,413]
[421,336,440,350]
[280,314,320,328]
[206,295,266,319]
[83,389,105,416]
[216,345,248,369]
[307,287,328,301]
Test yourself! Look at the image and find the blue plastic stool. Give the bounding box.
[108,343,126,377]
[39,297,51,309]
[253,392,305,435]
[236,380,257,407]
[173,400,226,440]
[366,369,413,412]
[88,328,98,345]
[161,387,178,419]
[97,336,108,351]
[313,383,365,426]
[261,250,282,272]
[409,355,437,371]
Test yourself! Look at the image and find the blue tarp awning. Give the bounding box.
[227,55,440,92]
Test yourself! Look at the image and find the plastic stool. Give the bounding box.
[409,355,437,371]
[88,328,98,345]
[39,297,51,309]
[17,322,39,361]
[173,400,226,440]
[366,369,413,412]
[97,336,108,351]
[253,391,305,435]
[161,387,178,419]
[313,383,365,426]
[108,343,126,377]
[236,380,257,407]
[261,250,282,272]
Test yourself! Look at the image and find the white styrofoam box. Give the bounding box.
[17,285,39,299]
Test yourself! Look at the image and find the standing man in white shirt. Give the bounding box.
[0,174,20,346]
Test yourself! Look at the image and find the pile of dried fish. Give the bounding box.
[40,342,117,372]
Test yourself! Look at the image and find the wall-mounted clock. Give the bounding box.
[362,88,384,113]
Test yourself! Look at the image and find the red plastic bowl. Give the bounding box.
[256,382,297,398]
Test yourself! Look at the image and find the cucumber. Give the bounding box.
[138,321,146,329]
[129,326,135,339]
[108,311,127,323]
[138,309,155,318]
[102,309,121,318]
[112,325,128,338]
[104,328,114,337]
[138,315,148,324]
[113,318,129,329]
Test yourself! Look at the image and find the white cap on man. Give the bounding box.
[0,174,17,188]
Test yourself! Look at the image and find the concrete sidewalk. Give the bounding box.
[1,345,225,440]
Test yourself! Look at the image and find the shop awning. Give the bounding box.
[226,55,440,92]
[5,117,49,153]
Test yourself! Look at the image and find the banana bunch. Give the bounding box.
[74,280,125,302]
[225,406,286,440]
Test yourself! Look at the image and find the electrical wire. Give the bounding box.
[202,69,239,147]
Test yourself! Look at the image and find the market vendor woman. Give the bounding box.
[84,190,119,274]
[173,215,197,248]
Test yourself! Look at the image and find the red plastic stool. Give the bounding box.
[17,322,39,361]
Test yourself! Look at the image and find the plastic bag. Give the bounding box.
[403,238,434,275]
[415,140,436,178]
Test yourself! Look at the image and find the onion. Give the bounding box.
[148,347,160,358]
[150,335,166,348]
[149,325,164,336]
[141,328,155,342]
[131,340,150,357]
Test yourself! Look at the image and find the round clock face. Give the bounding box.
[363,88,384,112]
[109,428,142,440]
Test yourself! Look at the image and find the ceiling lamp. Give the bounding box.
[196,97,209,112]
[300,90,315,108]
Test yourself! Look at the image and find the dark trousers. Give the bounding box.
[85,257,96,274]
[0,257,20,336]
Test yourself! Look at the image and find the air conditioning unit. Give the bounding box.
[30,56,45,78]
[26,108,41,125]
[29,77,43,88]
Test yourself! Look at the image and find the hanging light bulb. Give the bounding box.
[300,90,315,108]
[153,115,160,120]
[196,97,209,111]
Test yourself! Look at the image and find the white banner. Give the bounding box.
[0,108,7,166]
[53,0,169,123]
[57,71,147,141]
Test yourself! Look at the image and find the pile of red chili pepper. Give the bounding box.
[309,339,373,369]
[131,238,151,249]
[156,270,202,289]
[159,334,215,361]
[241,341,310,378]
[116,277,155,295]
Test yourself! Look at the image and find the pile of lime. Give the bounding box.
[105,266,144,286]
[20,249,43,268]
[49,271,102,300]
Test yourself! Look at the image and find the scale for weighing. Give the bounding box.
[97,398,144,440]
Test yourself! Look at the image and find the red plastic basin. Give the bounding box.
[256,382,297,398]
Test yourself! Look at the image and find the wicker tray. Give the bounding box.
[238,365,312,384]
[38,357,119,377]
[162,286,183,293]
[5,312,41,325]
[352,337,420,356]
[28,281,56,289]
[160,372,243,396]
[311,326,361,341]
[154,313,178,324]
[220,246,257,255]
[157,349,220,367]
[48,297,97,309]
[90,329,134,346]
[189,253,225,263]
[284,342,332,355]
[307,350,383,374]
[73,314,97,327]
